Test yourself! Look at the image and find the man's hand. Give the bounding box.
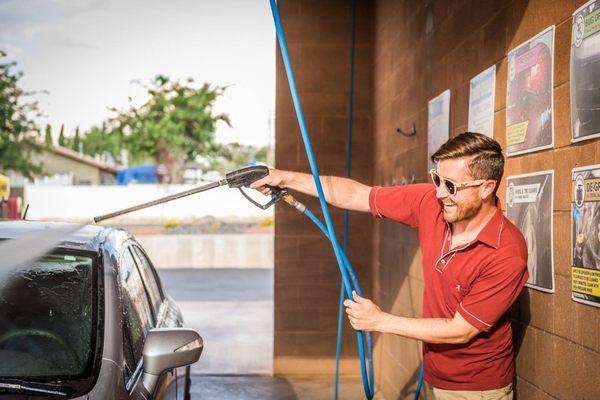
[250,169,287,196]
[250,168,372,212]
[344,291,390,332]
[344,292,481,343]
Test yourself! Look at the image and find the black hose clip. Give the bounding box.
[238,185,287,210]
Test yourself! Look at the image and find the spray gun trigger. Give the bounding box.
[237,185,286,210]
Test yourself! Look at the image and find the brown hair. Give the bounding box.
[431,132,504,195]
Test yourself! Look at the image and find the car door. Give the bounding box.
[130,245,164,317]
[119,245,153,395]
[119,245,177,399]
[129,244,181,399]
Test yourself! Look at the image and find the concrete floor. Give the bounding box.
[189,375,365,399]
[158,268,366,399]
[157,268,273,374]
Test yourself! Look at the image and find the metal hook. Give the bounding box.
[396,122,416,137]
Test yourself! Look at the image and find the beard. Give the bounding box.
[441,198,482,223]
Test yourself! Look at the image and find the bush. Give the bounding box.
[208,221,222,233]
[260,216,274,227]
[163,219,180,229]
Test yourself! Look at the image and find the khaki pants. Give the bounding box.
[432,383,513,400]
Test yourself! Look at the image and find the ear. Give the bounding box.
[480,180,496,201]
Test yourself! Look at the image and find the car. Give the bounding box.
[0,220,202,399]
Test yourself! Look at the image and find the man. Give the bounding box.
[251,132,528,400]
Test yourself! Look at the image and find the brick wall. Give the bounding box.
[275,0,600,399]
[369,1,599,399]
[273,0,374,375]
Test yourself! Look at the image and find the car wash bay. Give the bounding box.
[270,1,600,400]
[156,1,597,399]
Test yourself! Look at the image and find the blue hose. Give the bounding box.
[303,209,361,292]
[304,208,375,398]
[335,1,367,398]
[341,0,375,392]
[414,363,424,399]
[334,285,345,400]
[269,1,373,398]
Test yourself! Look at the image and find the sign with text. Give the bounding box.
[468,65,496,138]
[572,164,600,307]
[571,0,600,142]
[507,171,554,292]
[428,90,450,170]
[506,26,555,156]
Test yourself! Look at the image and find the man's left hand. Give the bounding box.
[344,291,389,332]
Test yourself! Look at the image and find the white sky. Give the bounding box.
[0,0,275,147]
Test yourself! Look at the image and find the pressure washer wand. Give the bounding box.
[93,165,271,223]
[93,180,224,223]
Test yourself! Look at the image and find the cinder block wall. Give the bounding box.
[273,0,374,375]
[275,0,600,399]
[370,1,600,400]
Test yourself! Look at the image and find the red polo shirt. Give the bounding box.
[369,183,528,391]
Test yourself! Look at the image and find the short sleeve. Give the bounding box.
[458,250,528,332]
[369,183,436,228]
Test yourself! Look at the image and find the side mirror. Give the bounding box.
[140,328,203,394]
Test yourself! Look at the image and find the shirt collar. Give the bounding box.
[474,196,504,249]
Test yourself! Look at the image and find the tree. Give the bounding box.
[81,122,120,160]
[82,75,230,182]
[208,142,269,174]
[58,124,65,147]
[0,56,42,178]
[44,124,52,146]
[73,126,80,152]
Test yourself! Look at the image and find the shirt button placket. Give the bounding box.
[439,258,447,271]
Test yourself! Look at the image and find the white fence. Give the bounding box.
[24,183,274,220]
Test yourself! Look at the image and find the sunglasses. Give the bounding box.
[429,168,486,196]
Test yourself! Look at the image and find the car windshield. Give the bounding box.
[0,251,96,380]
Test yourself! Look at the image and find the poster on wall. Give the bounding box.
[571,165,600,307]
[427,90,450,170]
[571,0,600,143]
[506,26,555,156]
[507,171,554,292]
[468,65,496,138]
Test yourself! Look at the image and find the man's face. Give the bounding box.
[434,158,485,224]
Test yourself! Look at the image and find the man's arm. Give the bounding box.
[250,169,372,212]
[344,292,480,344]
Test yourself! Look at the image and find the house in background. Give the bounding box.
[7,145,119,200]
[34,145,118,185]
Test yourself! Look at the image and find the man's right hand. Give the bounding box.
[250,168,287,196]
[250,168,372,213]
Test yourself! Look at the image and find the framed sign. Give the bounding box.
[506,26,555,156]
[571,0,600,143]
[428,90,450,170]
[572,164,600,307]
[507,171,554,292]
[468,65,496,138]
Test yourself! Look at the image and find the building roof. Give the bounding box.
[45,145,120,174]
